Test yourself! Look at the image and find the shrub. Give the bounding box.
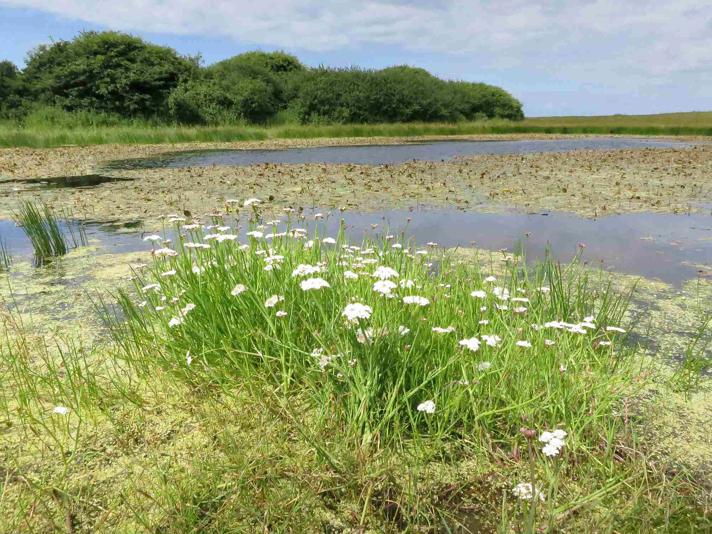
[22,31,197,118]
[168,76,277,124]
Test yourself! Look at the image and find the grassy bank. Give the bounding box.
[1,207,709,532]
[0,112,710,148]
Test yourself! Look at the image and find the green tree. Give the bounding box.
[0,60,25,118]
[449,81,524,121]
[22,31,197,118]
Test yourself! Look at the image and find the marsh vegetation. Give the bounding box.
[0,196,710,532]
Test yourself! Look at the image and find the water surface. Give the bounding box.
[106,137,690,169]
[2,207,709,285]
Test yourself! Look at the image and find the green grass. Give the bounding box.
[12,200,69,263]
[0,212,709,532]
[0,111,710,148]
[11,200,87,265]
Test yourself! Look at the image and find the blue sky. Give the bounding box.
[1,1,710,117]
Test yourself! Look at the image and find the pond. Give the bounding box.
[2,207,710,285]
[105,137,690,169]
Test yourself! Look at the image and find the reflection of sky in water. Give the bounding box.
[107,137,690,169]
[1,208,710,285]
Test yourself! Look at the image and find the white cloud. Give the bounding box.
[1,0,711,91]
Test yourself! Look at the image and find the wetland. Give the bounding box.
[0,134,710,533]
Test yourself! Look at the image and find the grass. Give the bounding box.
[0,208,709,531]
[12,200,69,263]
[11,200,87,265]
[0,111,710,148]
[0,238,10,270]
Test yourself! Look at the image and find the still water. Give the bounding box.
[2,207,709,285]
[106,137,689,169]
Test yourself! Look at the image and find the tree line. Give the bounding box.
[0,31,524,125]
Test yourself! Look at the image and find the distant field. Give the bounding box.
[0,111,710,148]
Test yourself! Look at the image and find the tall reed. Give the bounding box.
[13,200,68,263]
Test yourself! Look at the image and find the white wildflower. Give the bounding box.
[539,429,567,457]
[513,482,545,502]
[264,295,284,308]
[432,326,455,334]
[160,270,177,277]
[300,277,331,291]
[231,284,247,296]
[143,234,162,242]
[516,340,532,348]
[292,264,324,277]
[168,316,184,328]
[402,295,429,306]
[373,280,397,295]
[481,335,501,347]
[344,270,359,280]
[154,247,178,257]
[477,361,492,371]
[484,275,497,282]
[471,290,487,298]
[459,337,481,352]
[276,310,288,317]
[373,266,399,280]
[342,303,372,323]
[52,406,70,415]
[243,198,261,207]
[322,237,337,245]
[417,400,436,414]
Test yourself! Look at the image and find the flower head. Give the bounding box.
[265,295,284,308]
[432,326,455,334]
[342,303,372,323]
[373,266,399,280]
[292,264,324,277]
[402,295,429,306]
[417,400,436,414]
[482,334,501,347]
[231,284,247,296]
[513,482,545,502]
[300,277,331,291]
[53,406,70,415]
[459,337,481,352]
[373,280,397,295]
